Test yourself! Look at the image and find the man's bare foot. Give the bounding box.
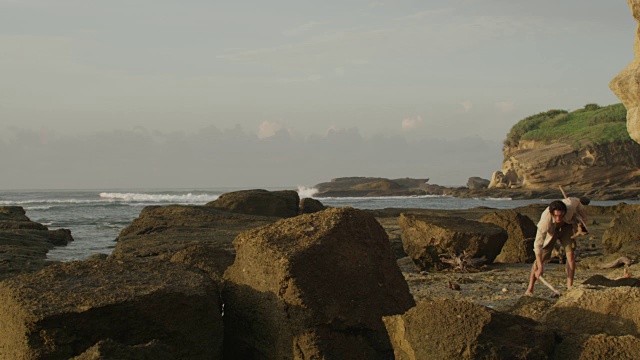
[524,290,533,296]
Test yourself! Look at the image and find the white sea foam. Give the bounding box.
[99,192,218,204]
[24,206,53,210]
[0,199,103,205]
[297,186,319,198]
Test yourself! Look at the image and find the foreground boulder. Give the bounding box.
[206,189,300,218]
[223,207,415,359]
[480,209,536,263]
[602,204,640,254]
[541,287,640,337]
[72,339,173,360]
[0,206,74,280]
[0,259,222,359]
[399,214,507,271]
[553,333,640,360]
[383,299,555,359]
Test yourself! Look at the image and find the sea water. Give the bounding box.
[0,188,636,262]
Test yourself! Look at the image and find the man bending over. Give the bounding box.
[525,197,588,295]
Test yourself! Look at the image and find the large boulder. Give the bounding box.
[541,287,640,337]
[602,204,640,254]
[112,205,277,261]
[299,197,326,214]
[0,258,222,359]
[223,207,415,359]
[480,209,536,263]
[0,206,74,280]
[399,214,507,271]
[610,0,640,144]
[382,299,555,360]
[206,189,300,218]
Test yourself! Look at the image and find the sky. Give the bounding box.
[0,0,637,190]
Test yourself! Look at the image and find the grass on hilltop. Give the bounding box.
[504,103,629,149]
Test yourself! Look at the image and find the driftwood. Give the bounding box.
[600,256,635,269]
[439,251,487,272]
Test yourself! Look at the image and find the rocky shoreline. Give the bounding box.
[1,189,640,358]
[311,176,640,200]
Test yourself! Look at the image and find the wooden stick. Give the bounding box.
[537,275,562,296]
[559,185,568,199]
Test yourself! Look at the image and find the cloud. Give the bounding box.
[276,74,324,83]
[395,8,456,21]
[283,21,327,36]
[461,100,473,113]
[0,126,502,189]
[257,121,285,139]
[495,101,515,113]
[401,115,423,130]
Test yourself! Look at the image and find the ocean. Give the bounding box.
[1,188,637,262]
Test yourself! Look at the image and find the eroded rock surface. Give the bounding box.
[111,205,277,261]
[223,207,415,359]
[383,299,555,360]
[0,206,73,280]
[602,204,640,254]
[542,287,640,337]
[480,209,536,263]
[399,213,507,271]
[0,258,222,359]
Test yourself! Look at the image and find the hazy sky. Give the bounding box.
[0,0,636,190]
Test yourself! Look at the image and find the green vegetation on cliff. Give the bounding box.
[504,103,629,148]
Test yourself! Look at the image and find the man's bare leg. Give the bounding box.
[566,251,575,289]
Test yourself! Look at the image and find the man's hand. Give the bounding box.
[535,264,544,279]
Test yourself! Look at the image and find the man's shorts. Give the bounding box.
[540,223,575,262]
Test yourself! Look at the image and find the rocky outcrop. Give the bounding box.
[0,258,222,359]
[313,177,432,197]
[610,0,640,145]
[111,205,278,261]
[382,299,555,360]
[223,207,415,359]
[601,204,640,254]
[0,206,74,280]
[480,209,536,263]
[206,189,300,218]
[466,176,490,190]
[496,141,640,191]
[399,214,507,271]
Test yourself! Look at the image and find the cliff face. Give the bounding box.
[610,0,640,144]
[498,140,640,190]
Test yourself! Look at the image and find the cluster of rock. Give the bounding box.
[3,189,640,358]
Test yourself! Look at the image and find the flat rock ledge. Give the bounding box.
[0,206,73,280]
[0,258,222,359]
